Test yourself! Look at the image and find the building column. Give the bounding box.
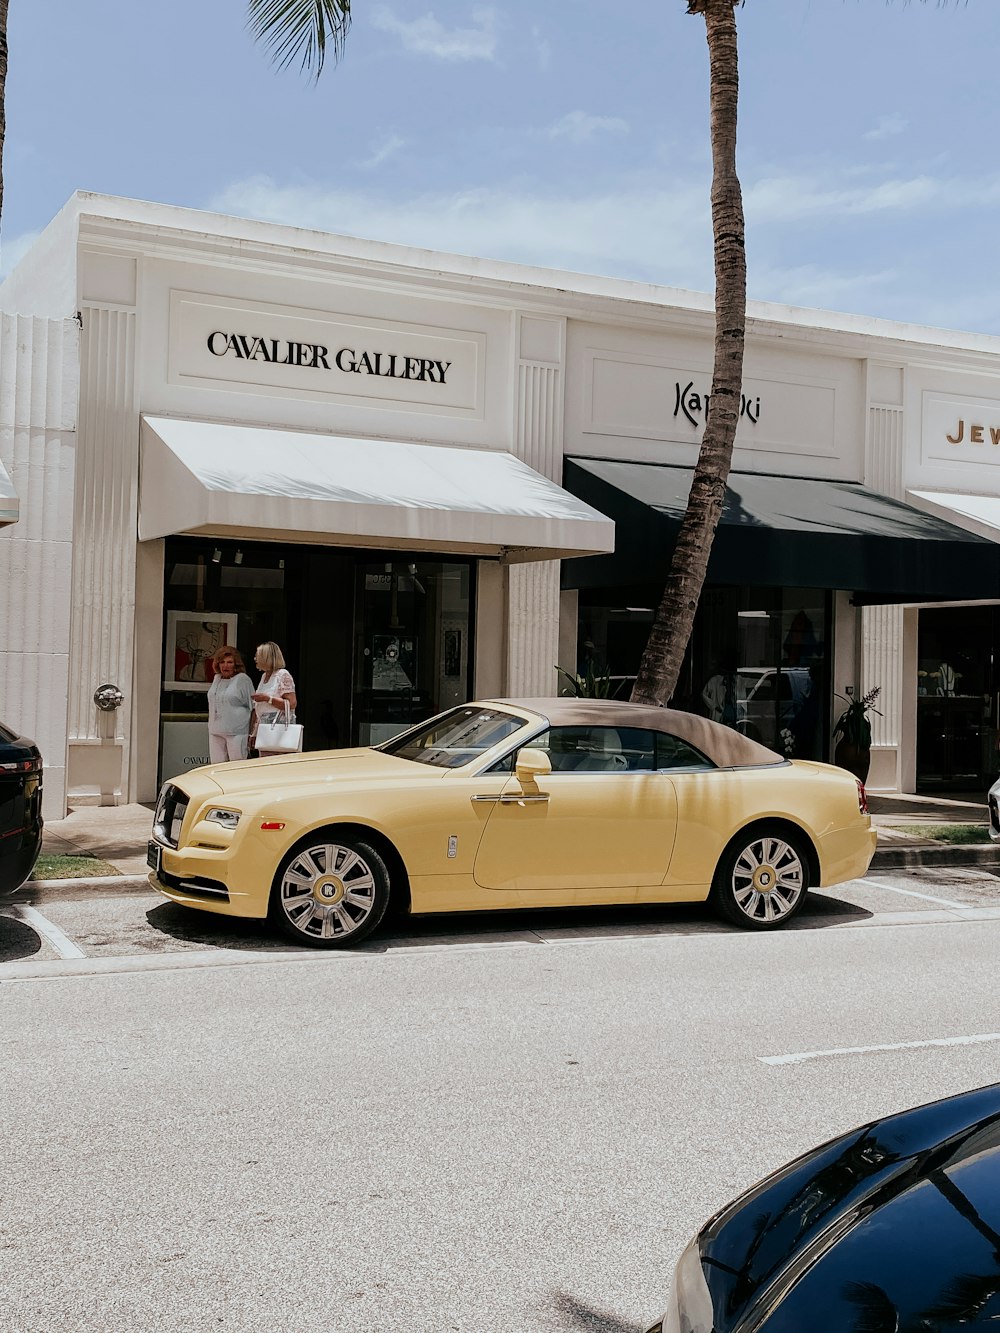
[862,368,906,791]
[505,314,566,696]
[0,315,79,817]
[67,300,139,805]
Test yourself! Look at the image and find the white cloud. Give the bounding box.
[372,7,498,62]
[360,135,405,170]
[865,113,908,141]
[0,230,40,280]
[746,172,943,222]
[749,261,898,311]
[546,111,628,144]
[530,25,551,72]
[208,175,712,287]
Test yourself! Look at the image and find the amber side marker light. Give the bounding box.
[260,821,286,831]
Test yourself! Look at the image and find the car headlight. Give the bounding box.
[204,808,241,830]
[663,1236,714,1333]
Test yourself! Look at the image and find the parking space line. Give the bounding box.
[862,877,972,909]
[760,1031,1000,1067]
[10,904,87,959]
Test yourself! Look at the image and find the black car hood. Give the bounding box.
[699,1082,1000,1331]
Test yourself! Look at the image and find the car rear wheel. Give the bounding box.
[710,825,810,930]
[270,835,391,948]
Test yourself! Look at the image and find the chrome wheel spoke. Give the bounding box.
[337,848,362,877]
[332,904,356,934]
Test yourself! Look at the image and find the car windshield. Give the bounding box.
[381,707,526,768]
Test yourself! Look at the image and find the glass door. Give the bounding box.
[352,559,473,746]
[917,606,1000,792]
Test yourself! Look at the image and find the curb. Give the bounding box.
[23,874,151,894]
[870,845,1000,871]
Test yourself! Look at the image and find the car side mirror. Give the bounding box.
[515,747,552,789]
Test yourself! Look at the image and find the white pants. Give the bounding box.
[209,732,248,764]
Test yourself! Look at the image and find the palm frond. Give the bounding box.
[247,0,351,77]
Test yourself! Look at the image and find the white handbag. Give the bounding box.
[256,700,304,753]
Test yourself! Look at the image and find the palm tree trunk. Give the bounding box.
[0,0,8,232]
[631,0,745,708]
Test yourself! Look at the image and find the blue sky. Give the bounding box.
[6,1,998,332]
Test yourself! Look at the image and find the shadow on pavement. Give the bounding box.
[548,1291,645,1333]
[141,891,873,957]
[145,902,312,952]
[0,910,43,962]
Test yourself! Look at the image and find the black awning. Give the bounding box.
[562,457,1000,602]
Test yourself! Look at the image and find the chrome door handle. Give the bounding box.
[472,792,549,805]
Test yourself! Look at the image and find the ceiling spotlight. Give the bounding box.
[211,547,222,564]
[278,558,285,570]
[234,549,243,566]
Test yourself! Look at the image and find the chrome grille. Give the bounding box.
[154,783,189,848]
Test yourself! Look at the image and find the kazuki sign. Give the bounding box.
[169,291,484,414]
[674,379,762,427]
[206,331,452,385]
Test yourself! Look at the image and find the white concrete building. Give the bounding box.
[2,193,999,816]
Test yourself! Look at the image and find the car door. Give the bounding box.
[472,725,679,893]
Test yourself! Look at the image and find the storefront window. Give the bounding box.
[159,540,474,782]
[917,606,999,791]
[578,585,829,761]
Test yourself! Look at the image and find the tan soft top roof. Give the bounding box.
[488,697,785,769]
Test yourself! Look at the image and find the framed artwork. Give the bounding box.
[164,611,238,691]
[443,628,462,678]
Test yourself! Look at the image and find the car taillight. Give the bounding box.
[0,757,41,773]
[857,780,868,815]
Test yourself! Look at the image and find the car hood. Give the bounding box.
[698,1083,1000,1331]
[180,746,447,798]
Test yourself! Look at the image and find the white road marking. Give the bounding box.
[862,877,972,909]
[761,1031,1000,1067]
[10,904,87,959]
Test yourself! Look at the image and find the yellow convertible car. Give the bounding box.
[148,698,876,947]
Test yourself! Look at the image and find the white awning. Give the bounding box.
[907,489,1000,544]
[138,416,614,562]
[0,457,18,527]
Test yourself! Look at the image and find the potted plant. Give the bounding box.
[555,663,613,698]
[832,686,881,783]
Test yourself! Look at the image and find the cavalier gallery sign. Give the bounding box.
[169,291,484,412]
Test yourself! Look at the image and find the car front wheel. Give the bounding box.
[271,834,391,947]
[710,826,810,929]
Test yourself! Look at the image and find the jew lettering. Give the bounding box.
[207,331,452,385]
[945,419,1000,447]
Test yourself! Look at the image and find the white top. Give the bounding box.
[255,668,296,723]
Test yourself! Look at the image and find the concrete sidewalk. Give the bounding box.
[41,803,155,878]
[32,789,997,884]
[865,790,996,870]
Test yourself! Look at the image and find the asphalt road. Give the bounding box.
[2,868,1000,1332]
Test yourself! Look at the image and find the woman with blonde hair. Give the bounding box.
[251,641,298,756]
[206,645,254,763]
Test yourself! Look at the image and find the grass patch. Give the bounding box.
[30,853,122,880]
[885,823,992,845]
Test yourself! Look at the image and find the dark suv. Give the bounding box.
[0,720,43,898]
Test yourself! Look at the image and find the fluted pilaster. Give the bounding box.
[67,306,138,800]
[0,315,79,816]
[506,317,566,696]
